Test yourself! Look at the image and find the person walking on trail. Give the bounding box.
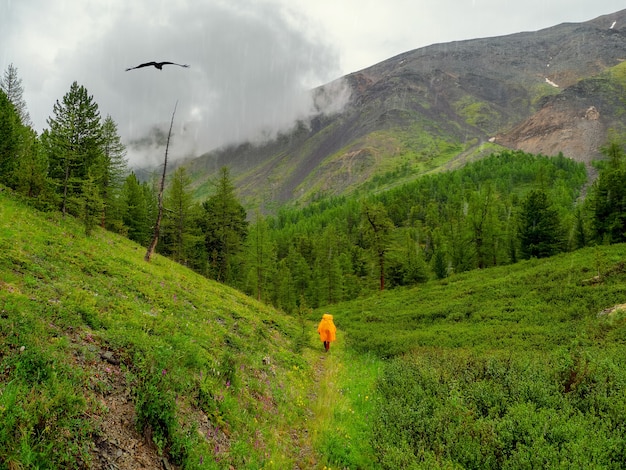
[317,313,337,352]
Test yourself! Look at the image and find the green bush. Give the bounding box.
[135,370,180,459]
[372,349,626,469]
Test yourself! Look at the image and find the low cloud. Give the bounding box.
[3,0,349,167]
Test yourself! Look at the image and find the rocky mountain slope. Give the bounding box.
[183,9,626,210]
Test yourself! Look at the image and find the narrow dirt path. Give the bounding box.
[291,326,345,469]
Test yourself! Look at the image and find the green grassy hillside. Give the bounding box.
[2,186,626,469]
[319,244,626,468]
[0,189,323,469]
[326,244,626,357]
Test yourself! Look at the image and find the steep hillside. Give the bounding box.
[0,189,318,468]
[2,187,626,468]
[182,9,626,210]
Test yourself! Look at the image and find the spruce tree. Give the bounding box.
[45,81,103,216]
[0,90,20,186]
[0,63,31,127]
[100,115,128,230]
[361,201,394,290]
[122,172,151,245]
[202,167,248,282]
[591,141,626,244]
[244,212,276,302]
[161,167,204,266]
[517,189,562,259]
[14,128,49,200]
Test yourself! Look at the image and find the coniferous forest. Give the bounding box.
[3,61,626,469]
[2,65,626,312]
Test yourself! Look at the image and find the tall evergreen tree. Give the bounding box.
[0,63,31,126]
[202,167,248,282]
[284,244,312,305]
[122,172,152,245]
[591,141,626,244]
[467,184,500,269]
[517,189,563,259]
[82,172,104,236]
[0,90,20,186]
[362,201,394,290]
[160,167,204,267]
[100,115,128,230]
[316,225,344,304]
[400,230,429,284]
[244,212,276,302]
[14,128,49,200]
[45,81,103,216]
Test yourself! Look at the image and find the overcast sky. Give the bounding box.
[1,0,624,166]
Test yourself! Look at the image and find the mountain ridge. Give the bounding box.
[181,9,626,210]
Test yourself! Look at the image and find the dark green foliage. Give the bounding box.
[517,189,563,259]
[202,167,248,282]
[122,172,156,245]
[373,348,626,469]
[362,201,395,290]
[82,173,104,236]
[242,151,587,309]
[44,81,104,217]
[0,89,21,186]
[159,167,206,270]
[432,248,448,279]
[591,141,626,243]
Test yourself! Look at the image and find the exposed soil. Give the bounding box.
[71,333,167,470]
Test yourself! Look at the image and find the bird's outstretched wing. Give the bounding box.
[125,61,159,71]
[160,62,190,68]
[125,61,190,71]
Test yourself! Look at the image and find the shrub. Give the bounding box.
[372,348,626,469]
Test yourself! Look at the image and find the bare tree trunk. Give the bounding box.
[145,101,178,262]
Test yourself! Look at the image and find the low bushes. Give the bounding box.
[373,346,626,469]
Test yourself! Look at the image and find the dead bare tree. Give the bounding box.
[145,101,178,262]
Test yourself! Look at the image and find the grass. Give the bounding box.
[323,245,626,357]
[2,186,626,468]
[316,244,626,468]
[303,326,381,469]
[0,189,323,468]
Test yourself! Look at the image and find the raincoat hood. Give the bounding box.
[317,314,337,342]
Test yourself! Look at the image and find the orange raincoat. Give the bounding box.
[317,314,337,343]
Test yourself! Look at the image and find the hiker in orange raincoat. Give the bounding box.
[317,313,337,352]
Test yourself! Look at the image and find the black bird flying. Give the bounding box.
[125,61,190,71]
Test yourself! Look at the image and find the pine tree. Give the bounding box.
[45,81,103,216]
[517,189,563,259]
[161,167,204,266]
[401,231,429,284]
[285,244,312,304]
[100,115,128,230]
[0,90,20,186]
[202,167,248,282]
[244,212,276,302]
[122,172,152,245]
[317,225,344,304]
[591,141,626,244]
[362,201,394,290]
[14,128,49,200]
[82,173,104,236]
[0,63,31,127]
